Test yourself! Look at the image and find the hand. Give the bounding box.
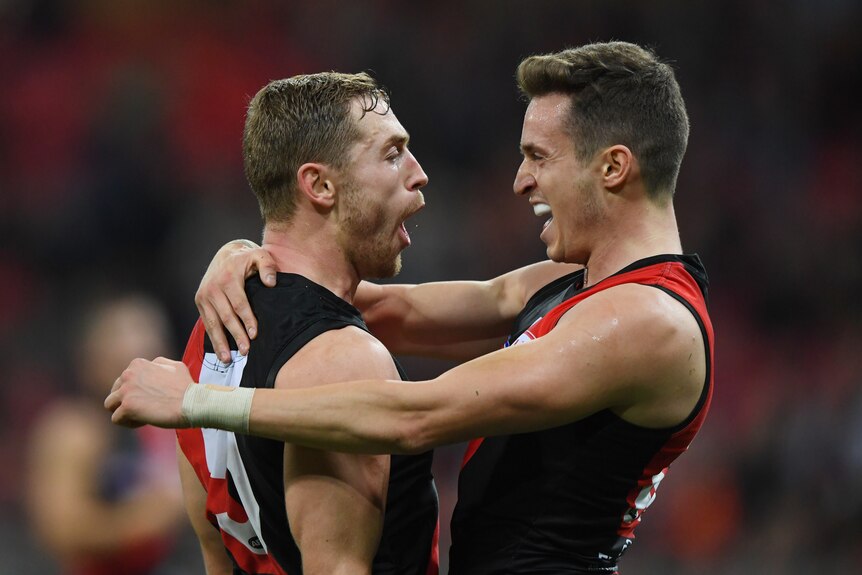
[105,357,194,429]
[195,239,278,362]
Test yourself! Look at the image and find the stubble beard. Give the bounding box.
[338,181,402,280]
[558,179,607,264]
[577,178,605,225]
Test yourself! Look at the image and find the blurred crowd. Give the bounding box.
[1,1,861,573]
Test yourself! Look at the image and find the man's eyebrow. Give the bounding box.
[520,141,553,157]
[383,133,410,149]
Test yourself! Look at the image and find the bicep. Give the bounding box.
[275,328,394,571]
[357,280,512,358]
[415,285,704,446]
[412,331,618,447]
[282,446,387,572]
[357,261,577,359]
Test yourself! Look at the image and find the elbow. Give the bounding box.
[389,412,437,455]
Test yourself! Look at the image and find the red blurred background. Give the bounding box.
[2,1,861,573]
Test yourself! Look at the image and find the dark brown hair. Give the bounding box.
[243,72,389,222]
[517,42,689,200]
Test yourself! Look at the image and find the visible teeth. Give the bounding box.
[533,203,552,217]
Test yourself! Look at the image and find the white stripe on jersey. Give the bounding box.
[199,351,268,555]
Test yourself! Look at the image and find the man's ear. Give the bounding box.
[599,145,635,191]
[297,163,336,209]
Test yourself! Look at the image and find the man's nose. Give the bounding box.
[513,162,536,196]
[407,151,429,191]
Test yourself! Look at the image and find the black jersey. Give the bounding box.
[178,274,438,575]
[449,255,714,575]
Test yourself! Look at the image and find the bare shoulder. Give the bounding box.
[553,283,706,427]
[558,282,703,350]
[29,401,107,461]
[275,326,400,390]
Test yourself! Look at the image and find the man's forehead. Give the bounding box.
[351,99,409,145]
[524,94,570,128]
[521,94,570,146]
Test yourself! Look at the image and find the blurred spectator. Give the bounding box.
[27,294,187,575]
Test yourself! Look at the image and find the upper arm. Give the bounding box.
[276,327,394,574]
[27,406,103,550]
[177,442,233,575]
[409,284,706,448]
[356,260,579,360]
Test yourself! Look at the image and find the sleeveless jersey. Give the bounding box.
[449,254,713,574]
[177,274,439,575]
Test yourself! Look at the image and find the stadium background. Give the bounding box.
[2,0,861,573]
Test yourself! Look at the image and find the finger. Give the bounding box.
[224,280,258,341]
[105,390,119,411]
[209,289,250,355]
[112,408,143,428]
[252,250,278,287]
[199,300,233,363]
[110,375,123,394]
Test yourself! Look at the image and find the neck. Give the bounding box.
[583,202,682,287]
[261,220,359,302]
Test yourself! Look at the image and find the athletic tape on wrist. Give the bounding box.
[182,383,255,434]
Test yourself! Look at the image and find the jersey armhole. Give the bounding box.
[263,317,368,389]
[650,285,712,432]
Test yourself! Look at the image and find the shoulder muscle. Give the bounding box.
[276,326,399,390]
[551,283,706,427]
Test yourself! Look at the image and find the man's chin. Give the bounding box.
[387,253,403,278]
[364,253,402,280]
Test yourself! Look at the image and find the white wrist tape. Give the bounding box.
[182,383,255,434]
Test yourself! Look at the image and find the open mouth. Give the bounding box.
[533,202,553,229]
[399,199,426,246]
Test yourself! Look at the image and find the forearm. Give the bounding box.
[248,380,432,454]
[355,280,514,359]
[246,363,528,453]
[242,337,594,454]
[111,332,588,453]
[45,492,180,555]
